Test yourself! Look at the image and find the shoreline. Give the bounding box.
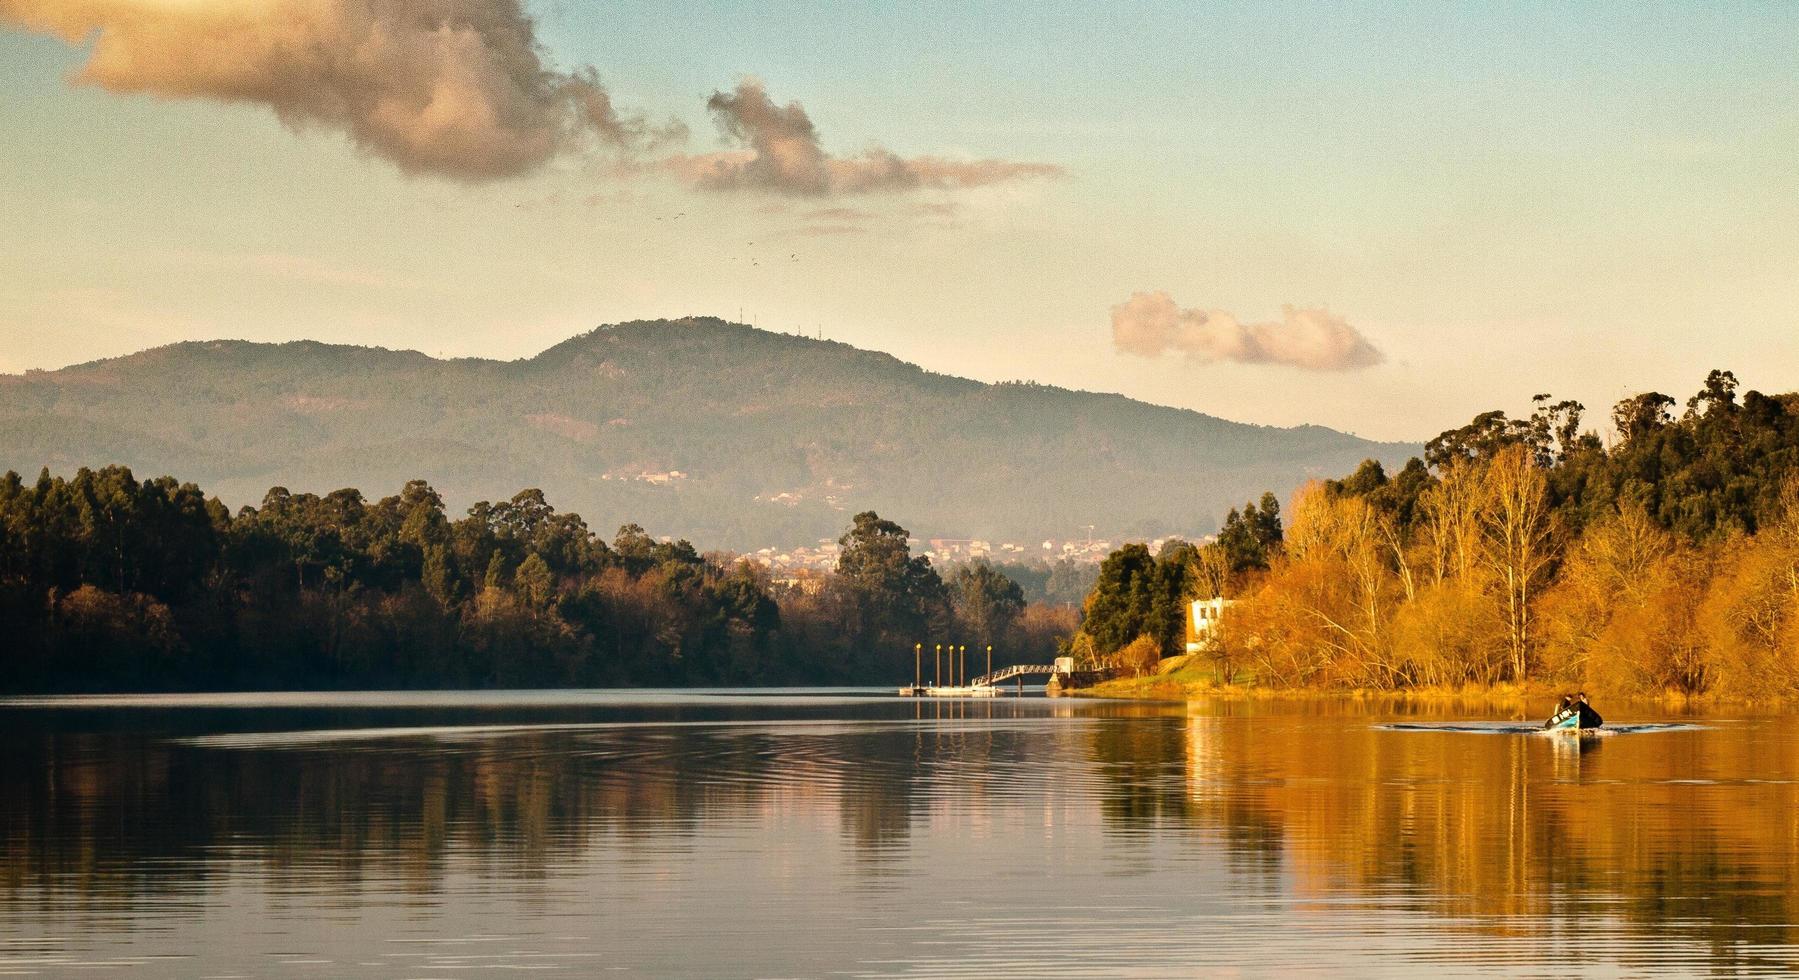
[1063,673,1726,710]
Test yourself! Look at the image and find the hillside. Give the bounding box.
[0,318,1417,548]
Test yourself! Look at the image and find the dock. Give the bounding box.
[897,684,1002,697]
[898,661,1064,697]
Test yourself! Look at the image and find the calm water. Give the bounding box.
[1,690,1794,978]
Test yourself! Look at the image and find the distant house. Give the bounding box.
[774,569,828,596]
[1185,597,1234,654]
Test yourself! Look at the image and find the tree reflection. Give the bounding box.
[4,700,1799,969]
[1076,701,1799,961]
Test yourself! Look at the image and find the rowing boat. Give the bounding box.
[1544,693,1603,731]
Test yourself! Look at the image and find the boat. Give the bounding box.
[1544,692,1603,731]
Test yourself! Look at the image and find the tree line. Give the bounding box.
[1065,493,1284,675]
[1072,370,1799,698]
[0,469,1073,692]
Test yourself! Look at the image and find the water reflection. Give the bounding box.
[1,693,1796,976]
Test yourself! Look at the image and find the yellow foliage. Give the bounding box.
[1696,529,1799,697]
[1388,579,1503,686]
[1116,634,1163,677]
[1225,470,1799,698]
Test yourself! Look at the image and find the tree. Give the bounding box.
[1537,503,1672,684]
[1217,493,1283,575]
[613,523,658,575]
[3,469,960,691]
[514,553,555,607]
[1685,369,1739,420]
[1043,560,1097,607]
[1480,444,1557,681]
[1187,543,1230,601]
[422,543,457,605]
[1425,410,1515,470]
[1329,459,1389,498]
[1080,543,1188,660]
[1417,460,1484,585]
[1611,392,1676,445]
[482,551,507,593]
[950,562,1026,651]
[1065,369,1799,695]
[395,480,449,547]
[833,512,947,661]
[1284,481,1401,686]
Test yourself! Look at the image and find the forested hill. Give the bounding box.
[0,318,1415,548]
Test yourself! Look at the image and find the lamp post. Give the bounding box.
[914,643,921,690]
[959,645,967,687]
[986,644,992,679]
[934,644,942,687]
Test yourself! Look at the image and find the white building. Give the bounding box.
[1185,597,1234,654]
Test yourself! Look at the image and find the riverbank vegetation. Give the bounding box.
[1072,371,1799,700]
[0,470,1072,692]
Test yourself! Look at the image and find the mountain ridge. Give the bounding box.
[1,317,1419,549]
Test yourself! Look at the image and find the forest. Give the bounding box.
[14,368,1797,699]
[1073,370,1799,698]
[0,469,1073,692]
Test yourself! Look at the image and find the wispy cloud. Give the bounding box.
[2,7,1060,200]
[1111,292,1384,372]
[778,224,868,238]
[665,79,1062,197]
[0,0,682,182]
[801,207,878,223]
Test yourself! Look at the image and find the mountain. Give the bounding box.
[0,318,1418,549]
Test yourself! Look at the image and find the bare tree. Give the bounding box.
[1418,459,1483,585]
[1479,445,1556,681]
[1187,543,1231,601]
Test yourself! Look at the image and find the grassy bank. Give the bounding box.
[1066,654,1718,710]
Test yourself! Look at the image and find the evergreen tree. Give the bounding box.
[834,511,947,666]
[949,562,1026,651]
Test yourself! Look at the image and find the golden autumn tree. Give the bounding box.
[1536,503,1673,683]
[1417,459,1484,586]
[1698,476,1799,696]
[1478,445,1557,681]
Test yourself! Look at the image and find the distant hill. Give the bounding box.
[0,318,1418,549]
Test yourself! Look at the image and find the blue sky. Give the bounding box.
[2,1,1795,440]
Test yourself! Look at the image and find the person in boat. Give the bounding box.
[1575,692,1603,728]
[1544,692,1603,730]
[1548,694,1575,724]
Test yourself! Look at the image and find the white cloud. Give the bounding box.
[1111,291,1383,371]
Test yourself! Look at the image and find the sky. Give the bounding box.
[1,0,1795,442]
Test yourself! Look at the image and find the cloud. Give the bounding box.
[1110,292,1384,372]
[4,9,1057,195]
[666,79,1062,196]
[801,207,877,223]
[0,0,681,182]
[780,224,867,238]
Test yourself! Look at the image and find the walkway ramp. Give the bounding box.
[967,664,1057,688]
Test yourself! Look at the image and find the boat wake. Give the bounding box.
[1376,721,1704,736]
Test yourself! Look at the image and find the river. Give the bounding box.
[0,690,1793,977]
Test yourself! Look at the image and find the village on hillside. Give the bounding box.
[749,531,1209,593]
